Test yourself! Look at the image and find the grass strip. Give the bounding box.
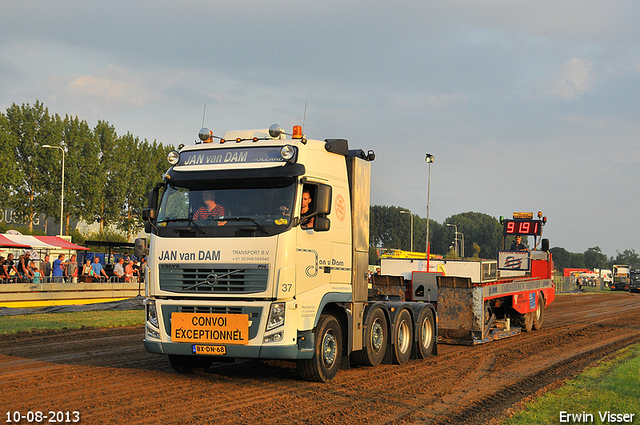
[0,310,145,334]
[503,343,640,424]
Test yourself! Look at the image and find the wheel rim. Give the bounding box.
[397,320,410,353]
[371,319,384,352]
[536,301,542,320]
[322,330,337,367]
[420,317,433,349]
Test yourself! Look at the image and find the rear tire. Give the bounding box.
[298,314,342,382]
[392,309,413,365]
[532,293,544,330]
[351,307,388,366]
[168,355,214,374]
[413,308,435,359]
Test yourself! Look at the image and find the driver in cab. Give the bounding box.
[193,191,226,225]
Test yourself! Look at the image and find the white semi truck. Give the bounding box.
[142,124,437,382]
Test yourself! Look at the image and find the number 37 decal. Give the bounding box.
[281,283,293,292]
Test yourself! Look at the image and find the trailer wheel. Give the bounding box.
[392,309,413,365]
[351,307,387,366]
[532,293,544,330]
[297,314,342,382]
[168,355,213,374]
[412,308,435,359]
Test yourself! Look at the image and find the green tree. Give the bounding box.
[610,249,640,269]
[370,205,410,250]
[4,101,62,231]
[61,114,99,234]
[91,121,121,232]
[583,246,608,270]
[443,212,502,259]
[0,112,17,202]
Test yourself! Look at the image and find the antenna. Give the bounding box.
[302,99,307,131]
[201,104,207,128]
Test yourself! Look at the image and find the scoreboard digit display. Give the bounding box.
[503,219,542,236]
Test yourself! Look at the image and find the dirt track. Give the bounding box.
[1,292,640,425]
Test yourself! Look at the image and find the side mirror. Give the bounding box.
[316,184,332,215]
[314,216,330,232]
[134,238,149,257]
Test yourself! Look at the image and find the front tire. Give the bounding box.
[298,314,342,382]
[532,293,544,330]
[392,309,414,365]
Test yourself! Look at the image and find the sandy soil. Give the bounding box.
[1,292,639,425]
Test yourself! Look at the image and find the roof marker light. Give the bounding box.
[292,125,302,139]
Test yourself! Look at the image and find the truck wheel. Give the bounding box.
[168,355,213,374]
[412,308,435,359]
[523,312,534,332]
[297,314,342,382]
[392,309,413,365]
[351,307,387,366]
[532,293,544,330]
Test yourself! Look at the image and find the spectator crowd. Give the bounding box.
[0,251,146,284]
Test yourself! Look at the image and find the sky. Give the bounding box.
[1,1,639,258]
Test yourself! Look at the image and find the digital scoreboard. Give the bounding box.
[503,219,543,236]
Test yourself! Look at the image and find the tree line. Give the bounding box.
[0,101,174,240]
[369,206,639,271]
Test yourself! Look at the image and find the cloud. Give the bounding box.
[549,58,595,100]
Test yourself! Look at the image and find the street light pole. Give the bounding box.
[459,232,465,258]
[425,154,434,261]
[42,144,65,236]
[400,210,413,252]
[446,223,458,256]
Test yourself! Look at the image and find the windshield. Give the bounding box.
[156,178,296,237]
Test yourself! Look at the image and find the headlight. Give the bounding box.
[146,299,159,328]
[167,150,180,165]
[266,302,285,331]
[263,331,283,343]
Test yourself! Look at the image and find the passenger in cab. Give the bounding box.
[300,189,314,230]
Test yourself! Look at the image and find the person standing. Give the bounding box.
[18,252,34,282]
[4,253,19,282]
[0,256,9,282]
[31,261,41,283]
[91,256,109,282]
[113,257,126,282]
[39,254,52,283]
[82,259,94,281]
[67,254,78,283]
[125,260,135,283]
[52,254,68,283]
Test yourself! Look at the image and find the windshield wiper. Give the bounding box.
[222,217,270,234]
[158,218,207,234]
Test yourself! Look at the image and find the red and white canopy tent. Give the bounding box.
[0,234,88,260]
[0,234,31,249]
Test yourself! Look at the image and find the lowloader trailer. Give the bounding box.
[378,213,555,345]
